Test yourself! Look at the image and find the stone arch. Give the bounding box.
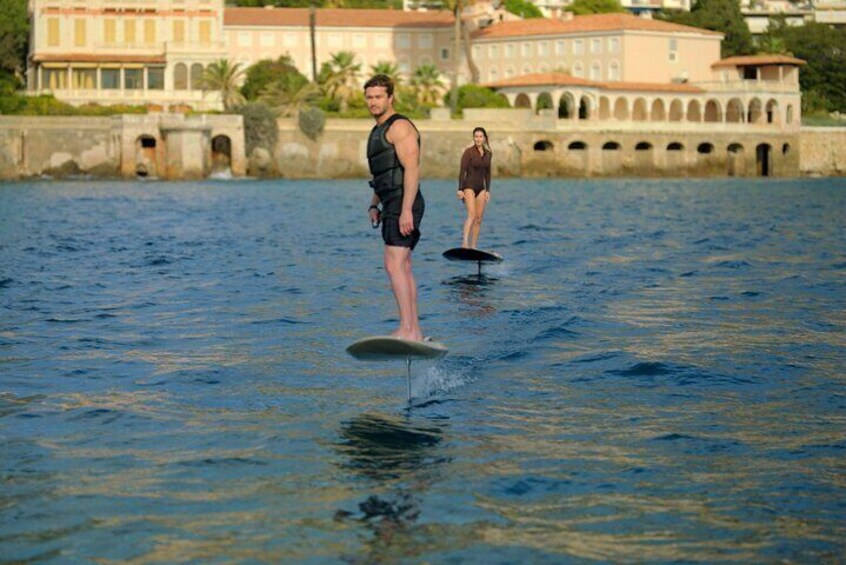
[651,99,666,121]
[211,135,232,174]
[174,63,188,90]
[537,91,554,114]
[786,104,794,124]
[727,143,745,177]
[190,63,204,90]
[601,141,622,174]
[515,93,531,108]
[566,141,588,172]
[135,135,158,178]
[578,96,591,120]
[613,97,628,120]
[697,142,714,155]
[635,141,654,170]
[748,98,763,124]
[756,143,772,176]
[687,100,702,122]
[599,96,612,120]
[669,99,684,122]
[726,98,744,123]
[704,99,721,123]
[782,142,791,155]
[666,141,685,170]
[766,99,779,124]
[632,98,648,121]
[534,140,554,151]
[559,92,576,119]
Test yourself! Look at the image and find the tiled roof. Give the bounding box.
[472,13,723,40]
[483,72,705,93]
[712,55,806,67]
[224,7,454,28]
[33,53,167,64]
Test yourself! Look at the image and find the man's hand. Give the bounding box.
[399,209,414,236]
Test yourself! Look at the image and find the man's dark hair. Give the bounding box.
[364,74,394,97]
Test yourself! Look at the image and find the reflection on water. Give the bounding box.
[336,413,447,482]
[443,274,498,318]
[334,413,452,564]
[1,178,845,562]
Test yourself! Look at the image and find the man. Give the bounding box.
[364,74,425,342]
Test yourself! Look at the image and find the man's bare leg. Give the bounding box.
[384,245,423,341]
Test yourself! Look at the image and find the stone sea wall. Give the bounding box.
[1,111,844,180]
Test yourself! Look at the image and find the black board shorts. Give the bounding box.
[381,191,424,250]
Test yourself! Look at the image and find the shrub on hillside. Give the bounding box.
[447,84,510,114]
[236,102,279,156]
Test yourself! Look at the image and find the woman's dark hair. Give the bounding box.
[473,126,492,154]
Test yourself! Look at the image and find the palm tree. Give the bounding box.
[443,0,480,113]
[259,74,320,118]
[198,59,245,111]
[320,51,362,112]
[411,64,446,107]
[370,61,403,87]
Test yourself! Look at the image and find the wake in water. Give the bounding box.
[410,363,475,400]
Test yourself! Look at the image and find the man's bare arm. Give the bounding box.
[388,120,420,235]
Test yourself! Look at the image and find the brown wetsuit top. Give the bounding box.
[458,146,492,196]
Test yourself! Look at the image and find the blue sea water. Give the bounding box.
[1,177,844,563]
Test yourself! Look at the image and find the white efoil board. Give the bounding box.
[347,336,448,361]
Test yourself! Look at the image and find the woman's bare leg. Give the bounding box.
[469,190,488,249]
[462,189,476,248]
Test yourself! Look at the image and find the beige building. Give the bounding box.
[224,7,455,82]
[27,0,228,110]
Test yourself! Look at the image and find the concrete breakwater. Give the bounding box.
[1,109,843,180]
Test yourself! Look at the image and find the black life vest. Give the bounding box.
[366,113,419,202]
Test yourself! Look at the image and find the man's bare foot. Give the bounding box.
[391,329,424,341]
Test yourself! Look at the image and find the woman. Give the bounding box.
[456,127,492,249]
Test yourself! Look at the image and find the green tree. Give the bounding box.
[260,72,320,117]
[410,64,447,106]
[503,0,543,18]
[567,0,624,15]
[0,0,29,82]
[369,61,403,86]
[241,55,304,100]
[446,84,510,113]
[199,59,246,111]
[660,0,753,57]
[319,51,361,112]
[779,22,846,112]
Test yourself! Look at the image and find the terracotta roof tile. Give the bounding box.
[712,55,805,67]
[472,13,722,40]
[483,72,704,93]
[224,7,454,28]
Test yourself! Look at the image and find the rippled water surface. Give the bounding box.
[1,178,845,563]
